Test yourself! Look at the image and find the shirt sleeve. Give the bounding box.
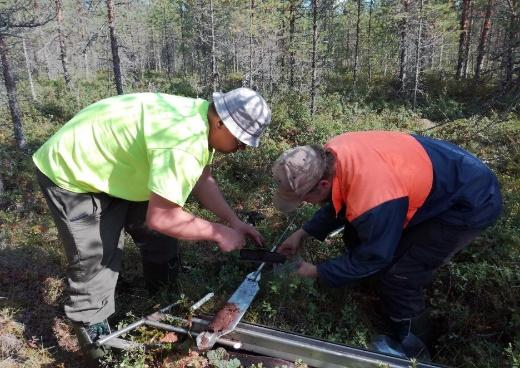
[316,197,409,287]
[302,202,345,241]
[147,148,205,206]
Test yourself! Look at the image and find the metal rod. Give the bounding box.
[97,293,214,347]
[327,226,344,238]
[96,319,146,346]
[190,292,214,311]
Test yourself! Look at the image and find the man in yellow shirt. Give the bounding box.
[33,88,271,364]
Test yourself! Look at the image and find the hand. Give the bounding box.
[214,224,246,252]
[296,261,318,278]
[229,219,264,246]
[277,228,308,257]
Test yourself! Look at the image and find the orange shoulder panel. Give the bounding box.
[325,131,433,227]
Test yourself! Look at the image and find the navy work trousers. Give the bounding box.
[373,219,482,319]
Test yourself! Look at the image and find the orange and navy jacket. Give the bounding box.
[302,131,502,287]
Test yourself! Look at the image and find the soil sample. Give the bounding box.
[207,303,240,333]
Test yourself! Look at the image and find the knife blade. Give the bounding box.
[239,249,287,264]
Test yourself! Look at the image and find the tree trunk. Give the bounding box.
[399,0,409,91]
[42,37,51,79]
[209,0,219,91]
[310,0,318,116]
[343,4,350,68]
[456,0,472,79]
[463,1,474,78]
[179,2,187,76]
[149,30,156,71]
[288,0,297,89]
[352,0,362,89]
[195,2,206,88]
[84,52,89,79]
[439,36,444,70]
[345,31,350,69]
[107,0,123,94]
[0,35,26,149]
[161,3,172,79]
[475,0,494,81]
[0,169,4,195]
[155,27,162,72]
[277,3,287,86]
[382,35,388,77]
[76,0,89,80]
[174,33,177,74]
[22,37,37,101]
[248,0,254,88]
[268,44,274,96]
[367,0,373,83]
[322,0,334,72]
[233,42,238,73]
[413,0,424,109]
[504,0,517,84]
[55,0,72,90]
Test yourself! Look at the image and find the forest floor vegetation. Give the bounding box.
[0,76,519,367]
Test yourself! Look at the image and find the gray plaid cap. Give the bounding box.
[272,146,326,212]
[212,88,271,147]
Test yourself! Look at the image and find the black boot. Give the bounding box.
[142,258,180,295]
[72,319,111,367]
[390,312,432,361]
[371,312,431,361]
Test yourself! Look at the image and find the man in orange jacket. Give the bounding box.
[272,131,502,360]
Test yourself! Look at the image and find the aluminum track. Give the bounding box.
[98,311,443,368]
[190,316,443,368]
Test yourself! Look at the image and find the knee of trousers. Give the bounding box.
[378,273,429,319]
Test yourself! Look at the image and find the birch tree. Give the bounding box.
[22,37,37,101]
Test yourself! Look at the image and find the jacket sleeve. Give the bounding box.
[302,202,345,241]
[316,197,409,287]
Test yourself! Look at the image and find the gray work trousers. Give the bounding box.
[36,169,179,325]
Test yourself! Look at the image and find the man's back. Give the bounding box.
[33,93,212,204]
[411,134,502,228]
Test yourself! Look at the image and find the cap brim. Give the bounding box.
[273,190,302,213]
[213,92,260,148]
